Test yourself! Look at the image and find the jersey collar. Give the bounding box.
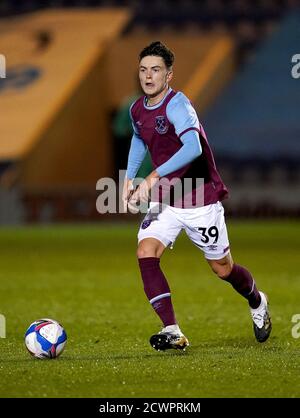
[143,87,173,110]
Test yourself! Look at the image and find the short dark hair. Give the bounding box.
[139,41,174,69]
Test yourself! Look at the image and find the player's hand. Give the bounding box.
[122,178,134,211]
[131,171,160,204]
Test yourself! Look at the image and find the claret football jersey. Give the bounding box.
[130,88,228,207]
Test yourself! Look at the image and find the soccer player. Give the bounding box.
[123,41,272,351]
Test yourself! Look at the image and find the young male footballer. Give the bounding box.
[123,41,272,351]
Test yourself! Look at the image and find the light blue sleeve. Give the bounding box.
[126,133,148,179]
[166,92,200,137]
[156,130,202,177]
[129,100,140,137]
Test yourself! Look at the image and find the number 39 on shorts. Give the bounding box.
[197,226,219,244]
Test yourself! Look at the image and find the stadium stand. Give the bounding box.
[1,1,298,67]
[0,1,299,221]
[204,10,300,216]
[0,9,131,222]
[0,8,235,222]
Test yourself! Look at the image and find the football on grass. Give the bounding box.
[25,318,67,359]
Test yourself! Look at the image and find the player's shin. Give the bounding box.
[222,264,261,309]
[138,257,177,326]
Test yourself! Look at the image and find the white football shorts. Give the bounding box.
[137,201,230,260]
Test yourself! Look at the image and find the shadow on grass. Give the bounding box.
[0,350,190,363]
[191,336,286,354]
[0,336,285,364]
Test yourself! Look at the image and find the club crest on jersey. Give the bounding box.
[141,220,152,229]
[155,116,169,134]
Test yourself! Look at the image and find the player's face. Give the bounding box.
[139,56,173,101]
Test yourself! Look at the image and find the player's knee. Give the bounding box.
[210,261,233,280]
[217,267,232,280]
[137,244,159,259]
[137,246,151,258]
[137,238,165,259]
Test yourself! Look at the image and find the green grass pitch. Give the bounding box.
[0,221,299,398]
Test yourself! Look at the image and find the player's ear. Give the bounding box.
[166,69,173,83]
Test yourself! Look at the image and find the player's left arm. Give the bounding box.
[155,130,201,177]
[155,92,202,177]
[135,131,201,203]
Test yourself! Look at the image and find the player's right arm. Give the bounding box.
[123,132,148,209]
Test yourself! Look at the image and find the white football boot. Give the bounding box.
[150,324,189,351]
[250,291,272,342]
